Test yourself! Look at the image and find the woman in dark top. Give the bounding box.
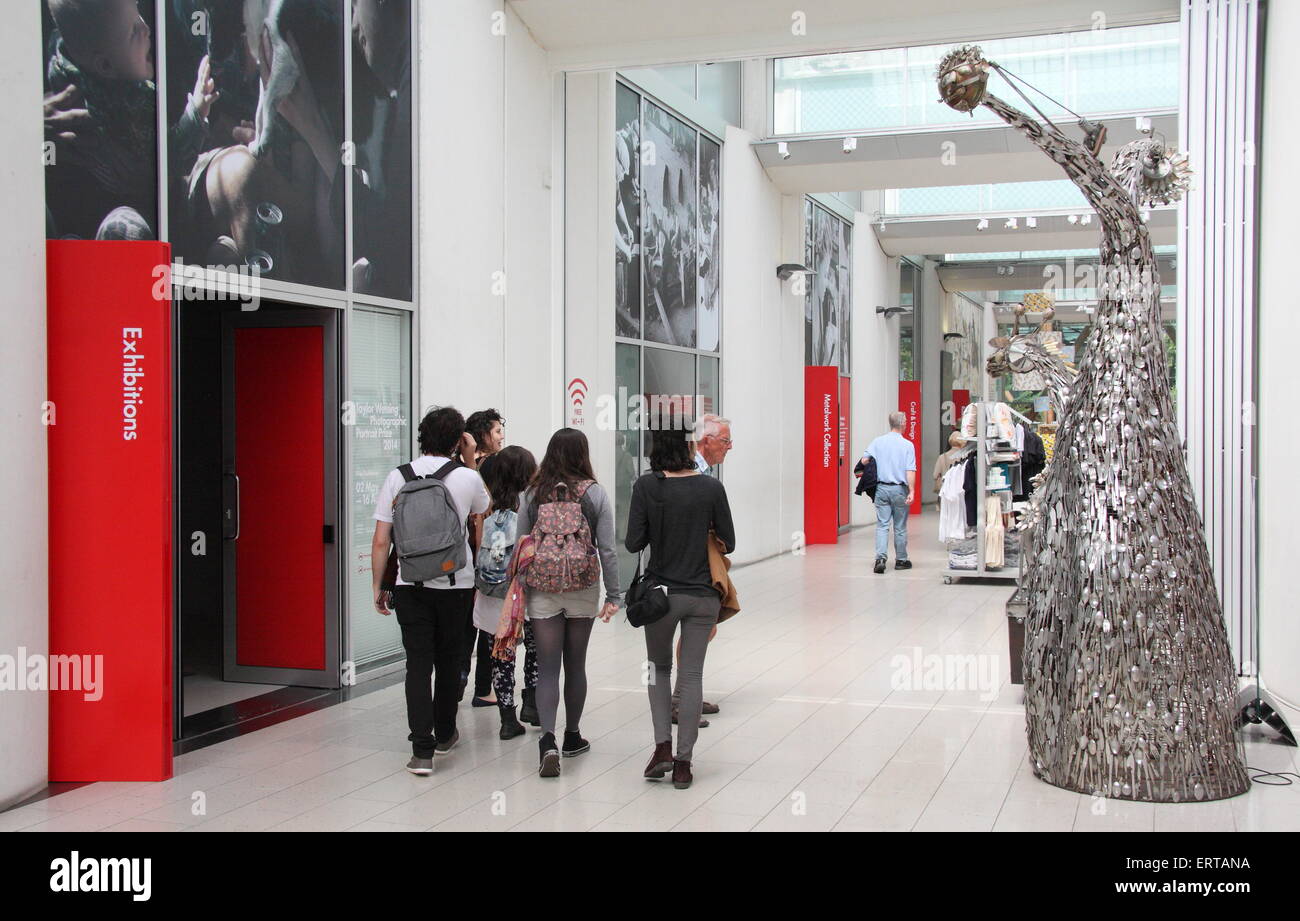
[625,424,735,789]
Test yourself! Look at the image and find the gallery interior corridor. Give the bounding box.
[5,514,1297,833]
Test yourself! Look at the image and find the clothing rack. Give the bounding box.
[944,402,1022,584]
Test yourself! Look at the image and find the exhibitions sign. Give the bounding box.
[899,380,922,515]
[804,366,839,545]
[47,240,174,782]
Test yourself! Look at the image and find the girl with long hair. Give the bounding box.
[516,428,621,777]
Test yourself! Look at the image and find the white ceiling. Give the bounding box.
[874,208,1176,257]
[755,114,1178,193]
[509,0,1178,70]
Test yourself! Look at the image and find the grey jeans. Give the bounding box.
[644,593,720,762]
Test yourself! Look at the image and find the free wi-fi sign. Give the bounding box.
[567,377,588,426]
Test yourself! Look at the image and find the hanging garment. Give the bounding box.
[1020,428,1047,498]
[985,498,1005,567]
[938,460,969,543]
[963,454,978,528]
[1013,422,1026,453]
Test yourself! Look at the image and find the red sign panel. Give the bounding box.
[47,240,174,782]
[804,366,839,545]
[899,380,922,516]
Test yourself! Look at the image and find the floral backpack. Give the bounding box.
[524,481,601,594]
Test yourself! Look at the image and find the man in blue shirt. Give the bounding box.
[862,411,917,574]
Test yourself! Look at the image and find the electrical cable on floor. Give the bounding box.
[1246,767,1300,787]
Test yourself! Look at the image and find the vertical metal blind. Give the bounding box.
[1177,0,1260,675]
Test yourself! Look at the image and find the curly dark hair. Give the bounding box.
[417,406,465,457]
[465,408,504,450]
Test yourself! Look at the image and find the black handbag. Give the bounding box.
[624,473,671,628]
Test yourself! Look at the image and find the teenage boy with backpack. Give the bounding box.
[371,407,490,776]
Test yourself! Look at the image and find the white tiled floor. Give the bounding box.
[5,511,1298,832]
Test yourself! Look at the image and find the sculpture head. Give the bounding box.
[936,45,991,113]
[1111,138,1193,208]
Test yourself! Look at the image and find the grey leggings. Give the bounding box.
[530,614,596,736]
[644,594,720,762]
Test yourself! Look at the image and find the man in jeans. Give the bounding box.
[862,411,917,574]
[371,407,489,775]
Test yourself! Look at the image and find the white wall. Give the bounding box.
[417,1,558,455]
[850,229,900,526]
[0,0,48,810]
[1256,0,1300,725]
[718,126,804,563]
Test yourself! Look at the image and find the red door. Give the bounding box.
[223,311,339,687]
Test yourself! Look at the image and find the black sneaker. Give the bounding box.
[538,732,561,778]
[873,556,887,574]
[433,729,460,756]
[562,730,590,758]
[895,559,913,570]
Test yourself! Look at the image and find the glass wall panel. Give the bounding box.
[349,305,411,669]
[614,343,641,592]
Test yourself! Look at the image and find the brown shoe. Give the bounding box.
[670,705,709,729]
[644,741,673,780]
[672,760,693,790]
[701,700,720,715]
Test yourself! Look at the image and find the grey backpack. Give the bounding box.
[391,460,467,586]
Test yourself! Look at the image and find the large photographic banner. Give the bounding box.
[641,99,697,348]
[42,0,160,241]
[697,135,721,352]
[804,201,852,372]
[351,0,413,301]
[615,82,641,338]
[165,0,346,291]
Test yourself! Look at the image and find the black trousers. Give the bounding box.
[473,629,494,698]
[394,585,474,757]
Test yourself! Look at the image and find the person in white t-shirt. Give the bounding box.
[371,407,489,775]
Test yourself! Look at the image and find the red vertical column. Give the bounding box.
[804,366,840,545]
[899,380,922,516]
[47,240,174,781]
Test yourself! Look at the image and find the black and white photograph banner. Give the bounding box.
[641,99,697,349]
[615,82,642,338]
[805,202,852,371]
[697,135,721,352]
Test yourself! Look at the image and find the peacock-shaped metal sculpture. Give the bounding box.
[938,46,1248,802]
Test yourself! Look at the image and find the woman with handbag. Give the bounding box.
[625,424,735,790]
[472,447,540,740]
[516,428,621,778]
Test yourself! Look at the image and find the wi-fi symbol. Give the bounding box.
[568,378,589,407]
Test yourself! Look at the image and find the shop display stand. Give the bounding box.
[944,402,1020,584]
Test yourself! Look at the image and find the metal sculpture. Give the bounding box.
[938,46,1248,801]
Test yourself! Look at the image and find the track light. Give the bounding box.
[778,141,790,160]
[976,218,989,231]
[877,220,886,233]
[1080,214,1092,226]
[842,137,857,154]
[1067,214,1079,224]
[1026,216,1037,228]
[1140,209,1151,222]
[1136,115,1153,135]
[1004,217,1018,230]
